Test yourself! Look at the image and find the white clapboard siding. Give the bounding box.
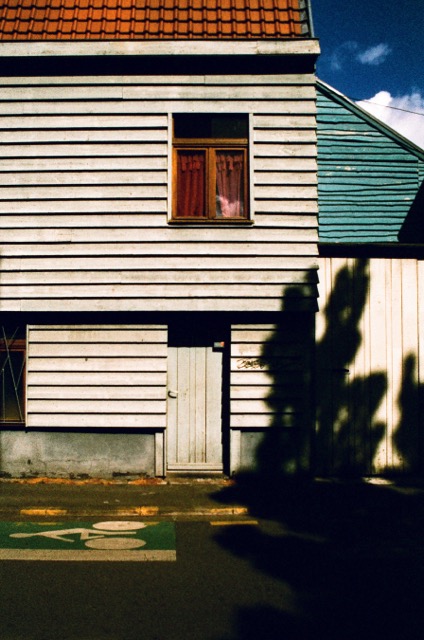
[316,257,423,476]
[0,143,167,157]
[0,227,317,243]
[0,213,315,229]
[0,114,168,128]
[230,324,313,428]
[0,158,168,171]
[0,242,318,257]
[0,100,316,116]
[0,73,318,312]
[230,323,313,471]
[28,386,164,400]
[255,172,317,186]
[5,299,318,313]
[2,284,319,299]
[0,84,315,102]
[0,270,317,286]
[0,172,168,186]
[0,186,167,200]
[254,129,317,143]
[0,200,317,215]
[0,129,169,144]
[26,325,167,429]
[0,256,319,271]
[0,74,312,86]
[28,371,166,386]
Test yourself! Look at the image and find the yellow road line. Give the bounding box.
[210,520,258,526]
[20,508,68,517]
[115,507,160,516]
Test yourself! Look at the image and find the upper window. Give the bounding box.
[172,114,249,222]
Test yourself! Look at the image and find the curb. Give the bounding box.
[0,506,249,518]
[0,477,233,487]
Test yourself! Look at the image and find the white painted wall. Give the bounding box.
[26,325,167,429]
[0,73,318,313]
[316,256,424,475]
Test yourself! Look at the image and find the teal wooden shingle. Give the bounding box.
[317,80,424,243]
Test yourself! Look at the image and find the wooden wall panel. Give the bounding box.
[0,74,318,312]
[316,257,423,475]
[230,321,314,472]
[26,325,167,429]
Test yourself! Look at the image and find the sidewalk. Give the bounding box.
[0,476,249,519]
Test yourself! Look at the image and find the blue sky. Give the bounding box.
[312,0,424,148]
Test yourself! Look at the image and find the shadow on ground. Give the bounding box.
[213,475,424,640]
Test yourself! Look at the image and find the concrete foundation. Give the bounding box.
[0,431,156,478]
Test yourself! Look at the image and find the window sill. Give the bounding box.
[168,219,254,226]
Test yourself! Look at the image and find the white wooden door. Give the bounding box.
[167,329,224,473]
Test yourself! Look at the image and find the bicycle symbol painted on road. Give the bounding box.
[0,520,176,560]
[10,521,150,550]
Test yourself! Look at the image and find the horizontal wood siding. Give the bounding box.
[230,321,313,472]
[26,325,167,429]
[316,257,423,475]
[317,88,424,242]
[0,74,318,313]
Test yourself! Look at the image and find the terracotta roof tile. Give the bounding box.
[0,0,311,41]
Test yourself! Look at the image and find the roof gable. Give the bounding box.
[317,79,424,160]
[0,0,312,41]
[316,79,424,244]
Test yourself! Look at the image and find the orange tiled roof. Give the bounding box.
[0,0,311,41]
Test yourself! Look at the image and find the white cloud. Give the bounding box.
[328,42,392,72]
[357,91,424,149]
[357,43,392,66]
[329,41,358,71]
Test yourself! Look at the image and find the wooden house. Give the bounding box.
[316,79,424,476]
[0,0,320,478]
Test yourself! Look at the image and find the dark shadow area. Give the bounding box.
[394,353,424,474]
[254,302,315,478]
[253,258,387,479]
[212,258,424,639]
[214,478,424,640]
[314,258,386,476]
[398,179,424,243]
[0,54,317,77]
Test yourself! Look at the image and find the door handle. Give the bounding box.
[168,390,178,398]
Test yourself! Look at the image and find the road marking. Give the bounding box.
[210,520,259,526]
[0,549,176,562]
[115,507,160,516]
[19,507,161,517]
[0,520,176,561]
[208,508,248,515]
[20,509,68,516]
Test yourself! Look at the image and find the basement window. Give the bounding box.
[172,114,249,222]
[0,327,25,425]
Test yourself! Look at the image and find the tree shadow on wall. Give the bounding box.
[398,179,424,243]
[255,257,386,480]
[314,258,386,476]
[213,258,424,640]
[394,353,424,474]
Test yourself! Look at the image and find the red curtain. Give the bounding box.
[176,151,206,217]
[215,151,245,218]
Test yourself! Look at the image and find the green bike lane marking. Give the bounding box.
[0,520,176,561]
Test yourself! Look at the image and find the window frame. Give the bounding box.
[172,135,250,223]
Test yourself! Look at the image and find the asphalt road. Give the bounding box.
[1,478,424,640]
[0,518,297,640]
